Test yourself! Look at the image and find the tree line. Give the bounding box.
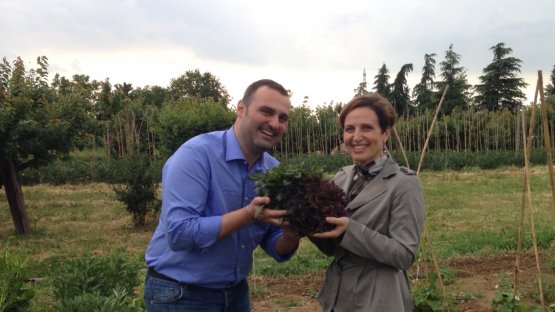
[1,42,555,233]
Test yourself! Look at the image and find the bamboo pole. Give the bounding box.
[514,80,539,295]
[522,112,546,310]
[400,85,449,310]
[417,85,449,176]
[393,126,410,168]
[512,76,545,309]
[537,70,555,219]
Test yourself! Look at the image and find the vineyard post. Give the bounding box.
[416,85,449,176]
[393,85,450,310]
[514,96,536,296]
[537,70,555,218]
[522,104,546,309]
[392,126,410,168]
[513,76,545,308]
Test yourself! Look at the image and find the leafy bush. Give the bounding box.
[56,288,144,312]
[111,155,161,226]
[412,271,456,312]
[51,251,141,303]
[0,249,35,312]
[251,163,346,236]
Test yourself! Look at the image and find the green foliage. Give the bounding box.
[373,63,392,99]
[412,271,457,312]
[251,163,346,236]
[0,248,35,312]
[155,97,235,158]
[390,149,551,172]
[56,288,144,312]
[391,63,414,116]
[436,44,472,114]
[111,155,161,226]
[433,227,555,258]
[51,251,141,304]
[253,249,332,277]
[475,42,527,113]
[0,56,93,171]
[491,291,542,312]
[413,53,438,111]
[168,68,231,105]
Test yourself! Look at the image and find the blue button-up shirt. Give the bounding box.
[145,128,292,288]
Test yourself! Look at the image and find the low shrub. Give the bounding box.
[56,288,144,312]
[51,251,141,304]
[0,248,35,312]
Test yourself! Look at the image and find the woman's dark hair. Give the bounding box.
[242,79,289,105]
[339,93,395,132]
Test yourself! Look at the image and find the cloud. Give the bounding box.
[1,0,553,105]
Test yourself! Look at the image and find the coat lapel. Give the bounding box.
[343,157,398,211]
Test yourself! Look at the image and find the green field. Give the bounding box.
[1,166,555,310]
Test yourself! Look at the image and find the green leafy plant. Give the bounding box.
[56,288,144,312]
[51,251,141,304]
[251,163,346,236]
[0,248,35,312]
[412,271,456,312]
[112,155,161,226]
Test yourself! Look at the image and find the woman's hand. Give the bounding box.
[310,216,349,238]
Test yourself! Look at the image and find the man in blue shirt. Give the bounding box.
[144,79,301,311]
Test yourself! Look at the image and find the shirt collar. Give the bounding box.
[225,127,245,161]
[225,127,267,171]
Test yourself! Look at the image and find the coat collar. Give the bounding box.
[338,157,399,211]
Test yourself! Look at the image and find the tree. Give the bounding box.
[390,64,413,117]
[436,44,472,115]
[354,69,368,96]
[373,63,392,99]
[0,56,92,234]
[154,98,235,158]
[474,43,527,112]
[545,64,555,96]
[168,69,231,106]
[412,53,437,112]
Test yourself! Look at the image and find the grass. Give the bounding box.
[1,166,555,309]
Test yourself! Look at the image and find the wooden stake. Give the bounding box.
[393,126,410,168]
[514,101,537,295]
[397,85,450,310]
[522,105,545,309]
[537,70,555,219]
[417,86,449,176]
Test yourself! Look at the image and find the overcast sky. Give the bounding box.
[2,0,554,107]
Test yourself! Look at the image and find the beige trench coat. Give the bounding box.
[310,157,425,312]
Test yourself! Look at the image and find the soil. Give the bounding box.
[249,252,552,312]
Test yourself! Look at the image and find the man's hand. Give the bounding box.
[245,196,288,226]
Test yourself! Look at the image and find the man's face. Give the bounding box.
[235,86,290,156]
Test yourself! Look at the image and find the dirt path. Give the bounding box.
[250,252,552,311]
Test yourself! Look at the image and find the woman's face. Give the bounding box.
[343,107,389,166]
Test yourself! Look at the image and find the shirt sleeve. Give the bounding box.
[259,225,297,262]
[161,145,222,251]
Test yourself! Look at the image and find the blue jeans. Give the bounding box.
[144,273,251,312]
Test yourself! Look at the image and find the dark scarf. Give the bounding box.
[346,154,388,202]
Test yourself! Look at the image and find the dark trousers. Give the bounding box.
[144,271,250,312]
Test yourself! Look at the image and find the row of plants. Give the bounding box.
[0,248,143,311]
[21,148,555,186]
[4,244,552,311]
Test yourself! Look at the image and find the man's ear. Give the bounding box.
[236,100,246,118]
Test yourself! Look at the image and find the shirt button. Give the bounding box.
[241,245,245,249]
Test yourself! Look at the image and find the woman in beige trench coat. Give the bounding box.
[310,93,425,312]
